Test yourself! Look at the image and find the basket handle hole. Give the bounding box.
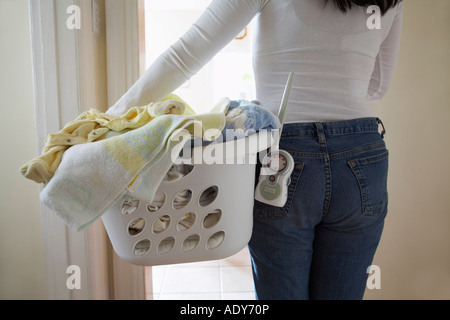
[182,234,200,252]
[133,239,151,256]
[147,192,166,212]
[173,189,192,210]
[206,231,225,250]
[169,164,194,177]
[158,237,175,255]
[128,218,145,236]
[121,199,139,215]
[203,209,222,229]
[177,212,196,231]
[199,186,219,207]
[152,215,171,234]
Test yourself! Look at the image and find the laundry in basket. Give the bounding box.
[34,97,278,226]
[29,92,282,266]
[101,129,276,266]
[40,111,226,231]
[102,99,281,266]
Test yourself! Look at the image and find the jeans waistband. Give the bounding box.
[281,117,385,138]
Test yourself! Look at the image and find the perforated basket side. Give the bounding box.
[102,159,257,266]
[101,131,275,266]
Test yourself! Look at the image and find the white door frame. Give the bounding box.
[29,0,147,300]
[105,0,148,300]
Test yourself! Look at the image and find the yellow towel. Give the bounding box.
[40,111,226,231]
[20,94,194,185]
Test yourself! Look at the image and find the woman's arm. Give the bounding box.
[368,2,404,101]
[107,0,266,115]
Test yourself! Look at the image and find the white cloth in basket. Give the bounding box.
[40,113,225,231]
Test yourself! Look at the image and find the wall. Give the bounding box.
[0,0,47,299]
[365,0,450,299]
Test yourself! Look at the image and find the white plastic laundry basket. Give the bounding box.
[101,131,273,266]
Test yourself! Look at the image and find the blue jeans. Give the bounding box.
[248,118,389,300]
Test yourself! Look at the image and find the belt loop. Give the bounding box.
[315,122,326,144]
[377,118,386,139]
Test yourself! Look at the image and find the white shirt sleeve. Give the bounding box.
[368,2,404,101]
[107,0,266,115]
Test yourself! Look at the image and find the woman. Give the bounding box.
[108,0,404,300]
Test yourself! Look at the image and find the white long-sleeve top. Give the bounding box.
[108,0,403,122]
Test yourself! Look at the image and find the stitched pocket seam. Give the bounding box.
[348,151,389,216]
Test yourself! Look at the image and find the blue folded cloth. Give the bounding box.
[190,99,280,148]
[222,100,280,140]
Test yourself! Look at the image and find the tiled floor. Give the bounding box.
[147,247,255,300]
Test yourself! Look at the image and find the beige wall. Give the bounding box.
[0,0,46,299]
[365,0,450,299]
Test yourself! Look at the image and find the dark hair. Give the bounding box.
[325,0,401,15]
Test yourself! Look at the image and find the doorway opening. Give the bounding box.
[144,0,256,300]
[144,0,256,113]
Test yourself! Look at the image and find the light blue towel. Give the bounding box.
[228,100,280,128]
[222,100,280,141]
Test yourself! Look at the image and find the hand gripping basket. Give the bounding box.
[101,131,274,266]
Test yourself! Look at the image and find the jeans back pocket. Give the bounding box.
[253,162,304,221]
[348,151,389,216]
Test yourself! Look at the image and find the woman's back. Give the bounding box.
[254,0,403,121]
[109,0,403,123]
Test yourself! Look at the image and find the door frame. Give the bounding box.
[105,0,149,300]
[29,0,147,300]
